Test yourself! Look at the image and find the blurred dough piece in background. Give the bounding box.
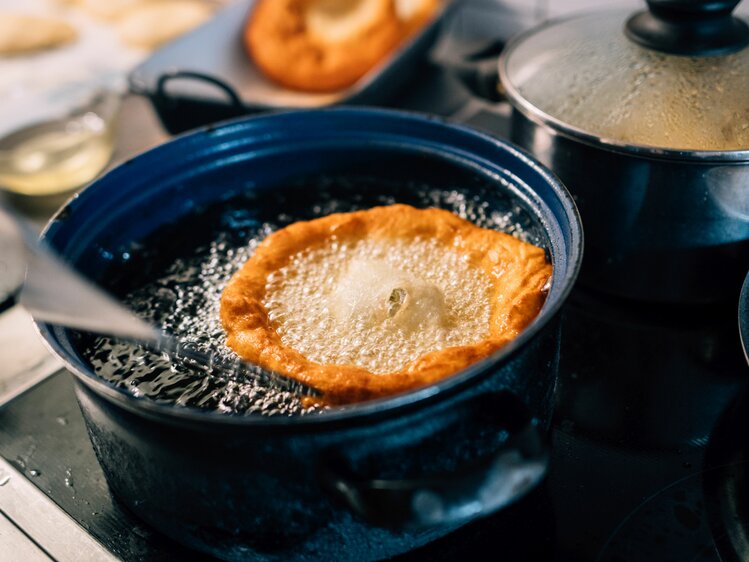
[115,0,214,49]
[78,0,149,21]
[0,13,78,56]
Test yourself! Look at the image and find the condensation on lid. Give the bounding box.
[503,11,749,152]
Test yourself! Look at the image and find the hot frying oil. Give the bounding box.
[82,183,544,416]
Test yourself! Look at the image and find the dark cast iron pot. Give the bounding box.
[36,108,582,561]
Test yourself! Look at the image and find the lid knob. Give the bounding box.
[625,0,749,56]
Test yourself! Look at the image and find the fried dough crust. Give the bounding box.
[221,204,552,405]
[244,0,439,92]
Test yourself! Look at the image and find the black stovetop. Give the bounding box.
[2,2,749,559]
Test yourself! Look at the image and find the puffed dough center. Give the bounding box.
[329,257,449,333]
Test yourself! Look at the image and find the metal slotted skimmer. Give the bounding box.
[0,206,314,406]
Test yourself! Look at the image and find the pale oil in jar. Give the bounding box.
[0,113,115,196]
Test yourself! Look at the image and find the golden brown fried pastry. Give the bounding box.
[244,0,440,92]
[221,204,552,405]
[395,0,440,33]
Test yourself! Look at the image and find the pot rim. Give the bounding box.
[498,13,749,164]
[35,106,583,431]
[740,270,749,367]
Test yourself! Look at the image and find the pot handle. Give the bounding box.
[435,39,505,102]
[625,0,749,56]
[153,70,244,109]
[144,71,251,134]
[319,391,547,530]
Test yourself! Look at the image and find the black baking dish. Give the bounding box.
[129,0,452,134]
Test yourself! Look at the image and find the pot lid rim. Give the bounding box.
[498,10,749,161]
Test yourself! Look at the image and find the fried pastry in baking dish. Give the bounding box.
[243,0,440,92]
[220,204,552,405]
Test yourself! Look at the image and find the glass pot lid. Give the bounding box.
[500,1,749,153]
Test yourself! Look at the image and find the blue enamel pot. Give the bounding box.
[36,108,582,561]
[740,270,749,366]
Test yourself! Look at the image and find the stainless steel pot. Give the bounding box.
[498,0,749,304]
